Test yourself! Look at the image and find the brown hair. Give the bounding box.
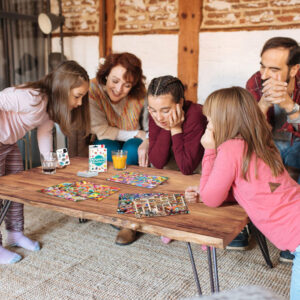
[261,37,300,67]
[18,60,90,136]
[96,52,146,100]
[203,86,284,179]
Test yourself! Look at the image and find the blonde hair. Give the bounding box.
[203,86,284,179]
[18,60,90,136]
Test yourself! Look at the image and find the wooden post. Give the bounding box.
[178,0,201,103]
[99,0,114,58]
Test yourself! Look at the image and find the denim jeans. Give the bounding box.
[94,138,143,165]
[290,245,300,300]
[275,139,300,184]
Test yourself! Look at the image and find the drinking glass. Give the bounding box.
[111,150,127,170]
[40,152,57,174]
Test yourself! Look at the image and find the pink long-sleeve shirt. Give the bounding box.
[0,87,54,157]
[200,139,300,252]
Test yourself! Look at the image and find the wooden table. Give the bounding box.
[0,157,249,295]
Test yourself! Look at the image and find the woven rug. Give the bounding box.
[0,206,291,300]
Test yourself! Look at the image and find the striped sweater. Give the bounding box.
[89,78,145,141]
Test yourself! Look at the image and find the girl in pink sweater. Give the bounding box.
[185,87,300,300]
[0,60,90,264]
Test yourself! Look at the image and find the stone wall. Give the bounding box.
[114,0,179,33]
[51,0,99,35]
[201,0,300,30]
[52,0,299,35]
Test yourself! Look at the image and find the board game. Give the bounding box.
[117,193,189,218]
[107,172,168,188]
[40,180,119,202]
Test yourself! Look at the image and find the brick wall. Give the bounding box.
[52,0,299,35]
[51,0,99,35]
[201,0,300,30]
[114,0,179,34]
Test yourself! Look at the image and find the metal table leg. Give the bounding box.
[0,200,11,225]
[212,247,219,292]
[249,222,273,268]
[207,246,220,293]
[186,242,202,295]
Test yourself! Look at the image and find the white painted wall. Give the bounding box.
[112,34,178,85]
[52,36,99,79]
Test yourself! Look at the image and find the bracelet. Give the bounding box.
[286,103,300,116]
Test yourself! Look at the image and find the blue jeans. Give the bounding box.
[94,138,142,165]
[290,245,300,300]
[275,139,300,184]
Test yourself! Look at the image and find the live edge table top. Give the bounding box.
[0,157,248,249]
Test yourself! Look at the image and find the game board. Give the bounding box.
[117,193,189,218]
[40,180,120,202]
[107,172,168,188]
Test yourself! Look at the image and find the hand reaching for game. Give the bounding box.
[185,186,200,203]
[138,139,149,167]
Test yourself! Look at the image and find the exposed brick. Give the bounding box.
[204,5,230,12]
[115,0,179,33]
[232,2,268,9]
[119,24,139,31]
[149,13,169,20]
[282,8,300,14]
[141,23,154,29]
[243,9,280,16]
[163,20,178,27]
[277,15,296,22]
[207,12,240,18]
[271,0,300,7]
[204,19,235,25]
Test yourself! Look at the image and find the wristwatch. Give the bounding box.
[286,103,300,116]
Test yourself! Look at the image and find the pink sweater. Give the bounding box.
[200,139,300,252]
[0,87,54,156]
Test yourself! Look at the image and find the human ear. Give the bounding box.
[289,64,299,78]
[179,98,184,106]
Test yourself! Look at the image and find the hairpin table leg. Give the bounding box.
[0,200,11,226]
[212,247,219,292]
[207,246,215,293]
[250,222,273,268]
[186,242,202,295]
[207,246,220,293]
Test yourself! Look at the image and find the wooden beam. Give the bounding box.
[105,0,114,55]
[178,0,202,103]
[99,0,114,57]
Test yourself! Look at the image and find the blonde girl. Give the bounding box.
[185,87,300,300]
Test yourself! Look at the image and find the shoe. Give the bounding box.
[226,226,250,250]
[115,228,136,246]
[279,250,294,263]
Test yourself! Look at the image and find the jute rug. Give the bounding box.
[0,206,291,300]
